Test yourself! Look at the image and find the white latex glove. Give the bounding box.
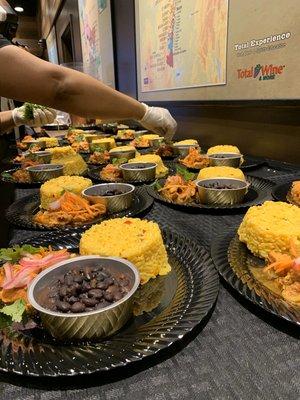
[138,103,177,142]
[12,105,57,127]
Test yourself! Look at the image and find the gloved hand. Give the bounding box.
[12,104,57,127]
[138,103,177,142]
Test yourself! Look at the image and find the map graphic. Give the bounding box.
[78,0,103,80]
[137,0,229,92]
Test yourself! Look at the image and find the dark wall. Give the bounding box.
[55,0,82,64]
[112,0,300,165]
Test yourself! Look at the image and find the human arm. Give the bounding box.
[0,105,56,133]
[0,110,14,133]
[0,45,177,139]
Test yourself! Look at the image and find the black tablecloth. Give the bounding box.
[1,160,300,400]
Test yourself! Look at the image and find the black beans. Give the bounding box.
[56,301,71,312]
[201,181,238,190]
[88,289,103,299]
[82,297,98,307]
[48,265,131,314]
[71,302,86,313]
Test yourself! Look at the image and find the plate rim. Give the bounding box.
[5,187,154,231]
[211,229,300,326]
[147,175,274,211]
[2,227,219,377]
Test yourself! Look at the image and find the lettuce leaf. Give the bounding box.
[0,244,43,264]
[176,165,197,181]
[0,299,26,323]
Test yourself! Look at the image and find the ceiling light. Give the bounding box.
[14,6,24,12]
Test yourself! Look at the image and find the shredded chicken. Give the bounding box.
[12,169,31,183]
[290,181,300,206]
[263,240,300,304]
[100,164,123,181]
[34,192,106,227]
[180,148,209,169]
[88,151,110,164]
[158,175,197,204]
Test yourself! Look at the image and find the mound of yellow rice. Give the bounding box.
[173,139,198,146]
[80,218,171,284]
[207,145,240,155]
[128,154,168,178]
[140,134,160,140]
[109,145,136,153]
[36,137,58,147]
[197,166,245,181]
[91,137,116,149]
[40,175,92,210]
[49,146,87,175]
[117,129,135,138]
[238,201,300,259]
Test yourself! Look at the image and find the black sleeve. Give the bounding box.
[0,35,12,49]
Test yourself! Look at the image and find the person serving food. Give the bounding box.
[0,34,177,140]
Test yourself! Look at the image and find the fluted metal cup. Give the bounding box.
[208,153,243,167]
[174,145,200,157]
[196,178,248,205]
[109,149,136,162]
[82,183,135,213]
[119,162,157,182]
[32,151,52,164]
[28,256,140,341]
[26,164,64,182]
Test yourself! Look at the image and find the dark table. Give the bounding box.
[0,159,299,400]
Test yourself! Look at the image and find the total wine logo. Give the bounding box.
[237,64,286,80]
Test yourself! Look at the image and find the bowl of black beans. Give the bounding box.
[28,255,140,341]
[196,178,249,205]
[82,183,135,213]
[119,162,157,182]
[208,153,243,168]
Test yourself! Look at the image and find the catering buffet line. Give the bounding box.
[0,122,299,377]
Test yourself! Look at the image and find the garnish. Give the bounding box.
[23,103,46,121]
[0,245,43,264]
[112,157,128,166]
[1,172,13,181]
[0,299,26,323]
[176,165,197,181]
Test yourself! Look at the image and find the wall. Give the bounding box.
[112,0,300,165]
[39,0,62,38]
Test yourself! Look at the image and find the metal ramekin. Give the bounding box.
[119,162,157,182]
[208,153,243,167]
[32,151,52,164]
[134,130,148,138]
[27,255,140,341]
[26,140,46,150]
[149,137,164,148]
[109,149,136,162]
[196,178,249,205]
[86,134,108,143]
[26,164,64,182]
[90,141,111,152]
[82,183,135,213]
[173,144,200,157]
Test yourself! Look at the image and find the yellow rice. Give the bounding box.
[238,201,300,259]
[197,166,245,181]
[49,146,87,175]
[207,145,241,155]
[40,175,92,210]
[91,138,116,149]
[173,139,198,146]
[36,137,58,147]
[80,218,171,284]
[128,154,168,178]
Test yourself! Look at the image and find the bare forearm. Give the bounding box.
[0,111,15,133]
[0,46,145,120]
